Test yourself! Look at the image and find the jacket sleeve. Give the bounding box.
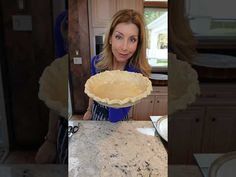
[91,55,99,76]
[108,107,131,123]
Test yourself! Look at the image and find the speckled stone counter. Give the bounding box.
[69,121,167,177]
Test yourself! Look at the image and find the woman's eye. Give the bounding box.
[130,37,137,43]
[115,35,122,40]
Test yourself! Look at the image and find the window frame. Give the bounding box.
[144,1,168,8]
[144,0,168,73]
[185,0,236,49]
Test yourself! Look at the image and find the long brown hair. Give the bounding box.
[96,9,151,77]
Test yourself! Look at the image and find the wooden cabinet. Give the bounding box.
[116,0,143,13]
[169,107,205,164]
[169,83,236,164]
[202,107,236,153]
[153,95,168,115]
[132,96,155,120]
[90,0,116,28]
[90,0,143,28]
[132,86,168,120]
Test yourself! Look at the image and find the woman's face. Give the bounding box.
[110,22,139,64]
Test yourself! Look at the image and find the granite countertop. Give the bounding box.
[69,121,167,177]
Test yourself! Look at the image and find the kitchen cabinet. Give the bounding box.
[169,83,236,164]
[153,95,168,115]
[90,0,143,28]
[132,86,168,120]
[90,0,116,28]
[202,106,236,153]
[169,107,205,164]
[116,0,143,14]
[132,96,155,120]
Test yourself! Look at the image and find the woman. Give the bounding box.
[83,9,151,122]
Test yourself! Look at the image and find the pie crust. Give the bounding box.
[38,55,68,118]
[85,70,152,108]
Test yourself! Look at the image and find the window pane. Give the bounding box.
[186,0,236,37]
[144,8,168,68]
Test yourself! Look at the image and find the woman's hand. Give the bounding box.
[83,110,92,120]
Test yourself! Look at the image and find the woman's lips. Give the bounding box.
[119,53,129,57]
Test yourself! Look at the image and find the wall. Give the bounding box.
[69,0,91,114]
[0,0,55,148]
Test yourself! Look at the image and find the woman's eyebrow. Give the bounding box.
[114,31,138,37]
[114,31,124,35]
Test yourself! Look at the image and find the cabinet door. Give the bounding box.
[90,0,116,27]
[202,107,236,153]
[132,96,155,120]
[169,107,205,164]
[153,95,167,115]
[116,0,143,13]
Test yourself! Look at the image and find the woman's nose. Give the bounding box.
[122,40,129,51]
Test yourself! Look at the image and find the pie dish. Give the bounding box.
[209,151,236,177]
[155,116,168,141]
[84,70,152,108]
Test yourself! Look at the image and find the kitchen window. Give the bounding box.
[144,0,168,72]
[185,0,236,39]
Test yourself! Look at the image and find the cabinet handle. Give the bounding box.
[212,117,216,122]
[195,118,200,123]
[156,100,160,103]
[150,101,153,103]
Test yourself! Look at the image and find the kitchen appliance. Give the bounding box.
[95,35,104,55]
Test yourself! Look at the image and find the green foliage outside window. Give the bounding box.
[144,8,166,25]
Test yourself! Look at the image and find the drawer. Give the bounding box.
[152,86,167,95]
